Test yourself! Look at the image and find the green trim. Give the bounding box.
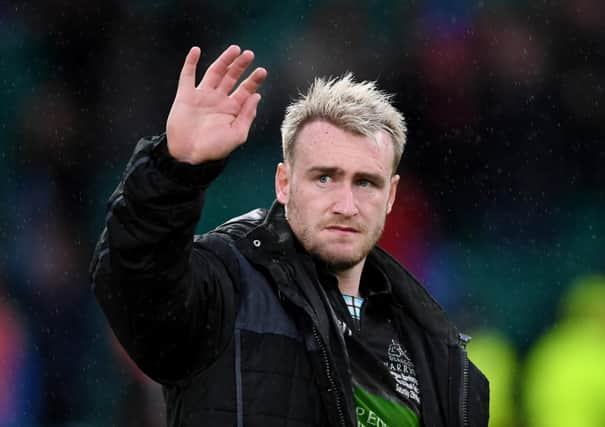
[354,385,420,427]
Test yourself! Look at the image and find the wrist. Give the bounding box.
[152,134,227,188]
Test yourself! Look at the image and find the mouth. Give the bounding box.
[324,225,360,234]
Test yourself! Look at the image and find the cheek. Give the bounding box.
[293,185,324,207]
[355,189,387,209]
[361,196,392,222]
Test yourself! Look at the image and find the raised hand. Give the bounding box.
[166,45,267,164]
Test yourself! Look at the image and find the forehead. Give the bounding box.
[292,120,395,175]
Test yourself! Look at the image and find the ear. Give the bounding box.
[386,174,400,214]
[275,162,290,204]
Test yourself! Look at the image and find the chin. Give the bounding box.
[325,259,362,272]
[315,248,366,272]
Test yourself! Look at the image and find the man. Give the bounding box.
[91,45,489,427]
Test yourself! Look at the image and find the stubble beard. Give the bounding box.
[286,199,386,272]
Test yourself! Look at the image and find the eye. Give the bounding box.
[318,175,331,184]
[357,178,372,188]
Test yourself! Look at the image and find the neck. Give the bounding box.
[333,258,366,297]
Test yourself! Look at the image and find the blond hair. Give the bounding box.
[280,73,407,172]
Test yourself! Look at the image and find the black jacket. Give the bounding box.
[90,135,489,427]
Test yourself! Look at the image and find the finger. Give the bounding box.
[232,93,262,141]
[177,46,201,92]
[230,67,268,106]
[199,45,241,89]
[216,50,255,94]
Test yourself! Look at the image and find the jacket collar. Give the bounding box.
[235,200,460,344]
[233,201,299,257]
[367,248,460,344]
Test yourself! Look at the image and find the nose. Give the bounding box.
[332,184,359,217]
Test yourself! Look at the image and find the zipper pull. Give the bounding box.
[458,333,472,349]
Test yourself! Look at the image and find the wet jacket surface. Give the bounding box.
[90,135,489,427]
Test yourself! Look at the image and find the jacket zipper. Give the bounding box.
[458,333,471,427]
[276,285,348,427]
[313,325,347,427]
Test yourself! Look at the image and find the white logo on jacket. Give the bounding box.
[385,339,421,405]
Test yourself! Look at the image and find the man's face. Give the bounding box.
[275,120,399,271]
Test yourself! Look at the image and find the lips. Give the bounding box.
[325,225,360,233]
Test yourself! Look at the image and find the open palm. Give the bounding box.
[166,45,267,164]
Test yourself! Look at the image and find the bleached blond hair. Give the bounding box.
[280,73,407,173]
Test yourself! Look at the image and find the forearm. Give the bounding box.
[90,134,227,382]
[93,134,223,281]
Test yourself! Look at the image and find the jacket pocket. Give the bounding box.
[238,329,324,426]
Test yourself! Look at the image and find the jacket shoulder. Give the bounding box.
[192,208,267,260]
[211,208,267,240]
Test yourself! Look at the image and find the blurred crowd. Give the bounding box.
[1,1,604,426]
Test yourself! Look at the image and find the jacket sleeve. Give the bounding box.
[89,134,238,384]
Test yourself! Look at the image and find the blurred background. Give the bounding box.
[1,0,604,426]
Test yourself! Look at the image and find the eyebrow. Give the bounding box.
[306,166,343,177]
